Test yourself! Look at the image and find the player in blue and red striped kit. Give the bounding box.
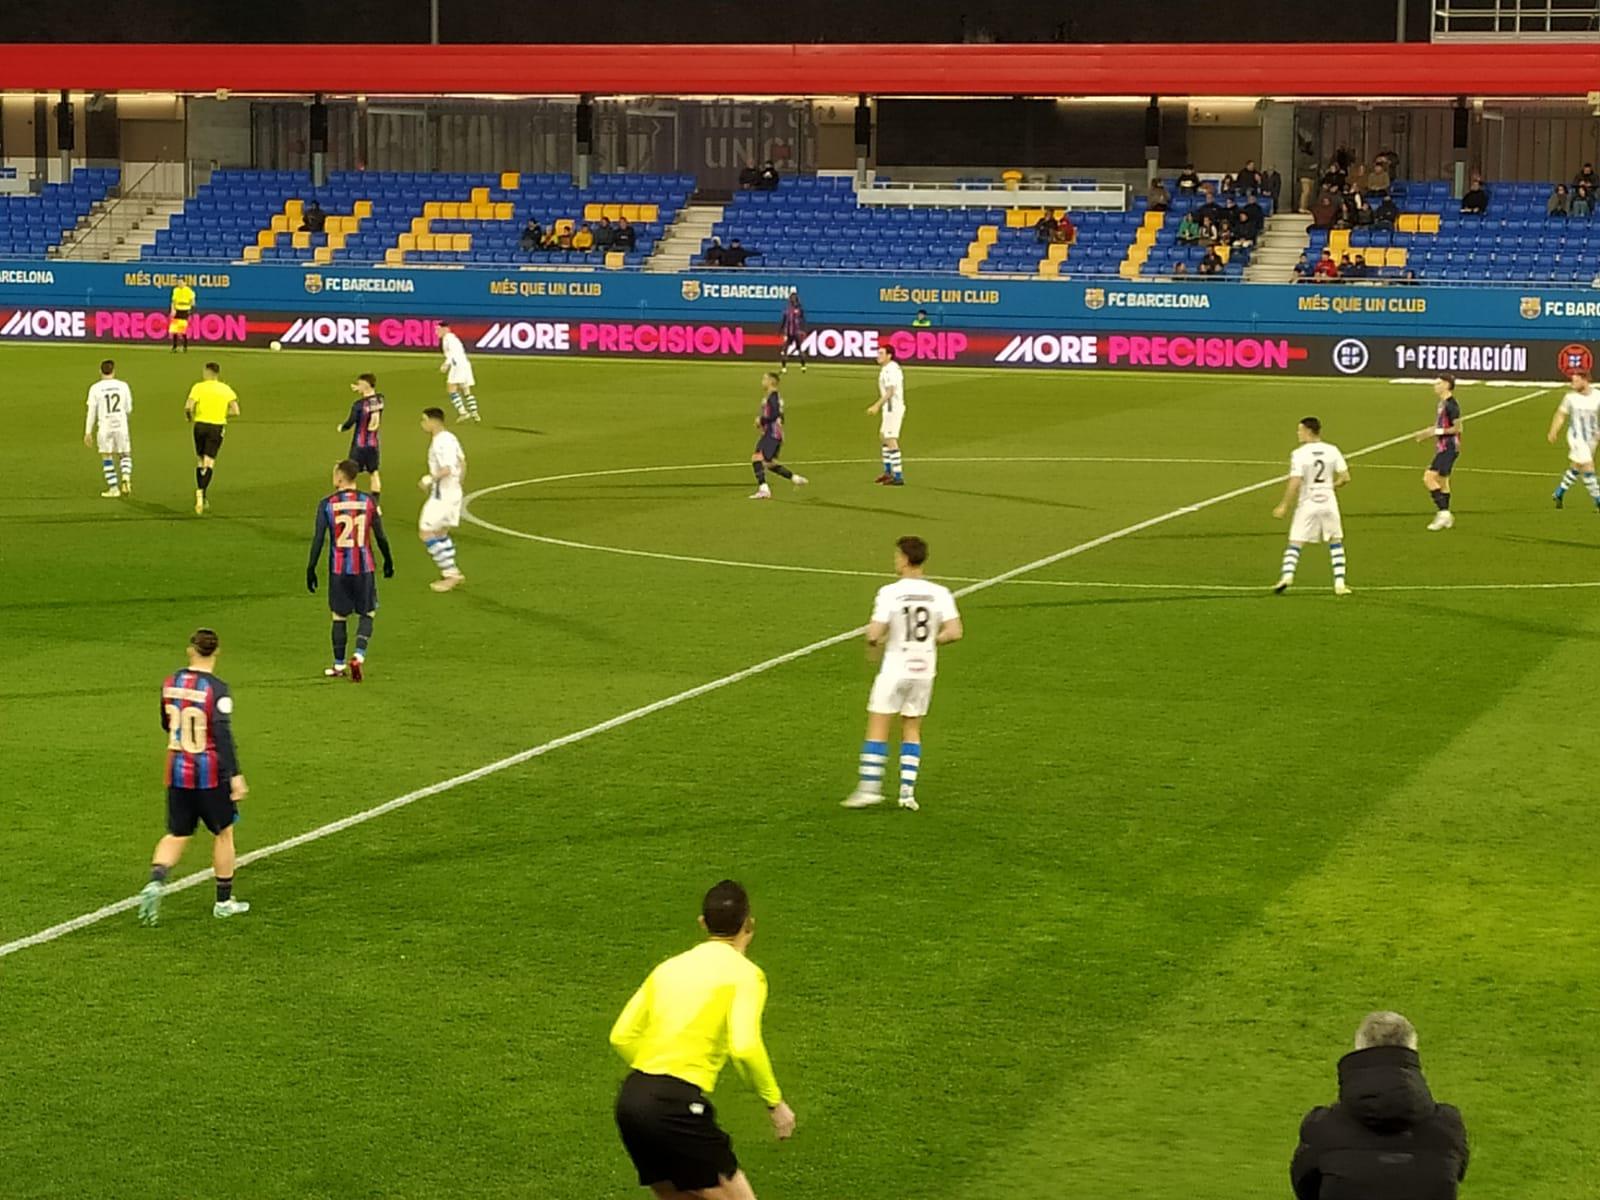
[779,291,807,374]
[308,459,395,681]
[750,372,808,500]
[138,628,251,925]
[338,372,385,504]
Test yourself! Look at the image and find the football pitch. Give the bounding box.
[4,345,1599,1199]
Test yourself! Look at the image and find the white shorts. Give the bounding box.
[1289,502,1343,545]
[448,366,476,389]
[420,487,464,531]
[868,673,934,718]
[879,410,904,440]
[1568,435,1597,465]
[96,427,130,455]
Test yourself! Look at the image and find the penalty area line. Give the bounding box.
[0,388,1546,962]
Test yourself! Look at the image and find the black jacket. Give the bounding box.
[1292,1045,1469,1200]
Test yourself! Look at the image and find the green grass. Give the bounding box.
[3,345,1598,1199]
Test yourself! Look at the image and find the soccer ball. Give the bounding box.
[269,340,283,352]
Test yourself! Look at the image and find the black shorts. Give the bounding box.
[755,435,783,461]
[166,785,237,837]
[615,1072,738,1191]
[1430,448,1459,476]
[193,422,226,459]
[328,572,379,617]
[781,334,804,354]
[350,445,381,474]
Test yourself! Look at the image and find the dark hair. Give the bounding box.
[189,628,220,656]
[100,359,115,375]
[423,406,446,422]
[335,458,361,482]
[357,372,377,387]
[1300,416,1322,435]
[702,880,750,937]
[1437,373,1456,390]
[204,361,221,375]
[897,535,928,566]
[880,344,898,360]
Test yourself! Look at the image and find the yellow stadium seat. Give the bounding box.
[621,204,641,222]
[1215,244,1230,263]
[470,186,490,206]
[555,218,574,235]
[353,200,372,218]
[605,251,626,269]
[583,202,603,222]
[242,246,262,263]
[602,203,623,221]
[1119,259,1140,278]
[442,202,462,220]
[1143,210,1164,230]
[270,214,290,234]
[454,233,473,252]
[291,231,311,249]
[493,202,513,220]
[411,217,431,236]
[1329,229,1351,253]
[398,233,417,252]
[1386,247,1408,268]
[326,232,346,251]
[966,239,985,258]
[423,202,443,219]
[313,247,333,265]
[500,172,520,190]
[1135,226,1157,246]
[285,199,304,220]
[1047,242,1069,262]
[1419,213,1441,234]
[256,228,276,248]
[1001,169,1023,189]
[640,204,659,223]
[1397,213,1419,233]
[1004,208,1027,229]
[1038,259,1060,277]
[976,224,999,244]
[416,234,436,252]
[385,248,406,265]
[959,256,980,275]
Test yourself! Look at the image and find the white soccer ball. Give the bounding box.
[269,339,283,352]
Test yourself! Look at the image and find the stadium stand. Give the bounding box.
[0,169,119,258]
[143,170,692,267]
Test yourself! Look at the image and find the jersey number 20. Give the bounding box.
[903,605,931,643]
[165,704,208,754]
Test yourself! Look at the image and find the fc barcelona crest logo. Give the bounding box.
[1083,287,1106,310]
[1519,295,1542,320]
[304,273,325,295]
[680,279,702,302]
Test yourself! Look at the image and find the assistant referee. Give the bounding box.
[610,880,796,1200]
[185,362,239,515]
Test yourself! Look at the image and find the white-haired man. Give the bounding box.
[1291,1012,1468,1200]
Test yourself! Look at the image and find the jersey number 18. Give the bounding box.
[902,605,931,644]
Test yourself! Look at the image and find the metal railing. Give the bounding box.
[58,163,186,262]
[1433,0,1600,40]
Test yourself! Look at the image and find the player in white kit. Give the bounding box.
[843,536,963,812]
[1272,416,1351,596]
[867,344,906,485]
[1548,370,1600,509]
[83,358,133,497]
[436,321,480,422]
[418,407,467,592]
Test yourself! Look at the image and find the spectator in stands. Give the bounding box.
[1198,248,1223,276]
[1374,195,1400,228]
[1034,210,1059,243]
[703,236,725,266]
[615,218,637,251]
[1266,166,1283,209]
[519,217,544,252]
[1575,183,1594,218]
[571,223,596,252]
[1366,160,1391,197]
[1235,159,1263,195]
[1346,253,1371,280]
[1171,261,1189,278]
[1339,252,1354,276]
[738,164,759,190]
[300,199,326,234]
[1197,214,1222,245]
[1549,185,1571,218]
[1321,161,1348,193]
[1240,196,1265,241]
[1146,178,1171,212]
[722,238,753,267]
[1576,162,1598,190]
[757,160,780,190]
[1399,268,1419,285]
[1053,210,1076,244]
[1291,1012,1468,1200]
[594,217,617,251]
[1460,176,1490,215]
[1220,173,1236,197]
[1176,164,1201,192]
[1314,249,1339,279]
[1349,161,1368,193]
[1311,188,1340,230]
[1176,210,1202,244]
[1293,252,1311,280]
[912,308,932,328]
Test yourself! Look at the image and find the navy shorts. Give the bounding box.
[350,446,380,474]
[166,785,237,837]
[328,572,379,617]
[1430,448,1459,476]
[193,422,225,459]
[615,1071,738,1192]
[755,435,784,461]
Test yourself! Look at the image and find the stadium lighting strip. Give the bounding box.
[0,390,1553,960]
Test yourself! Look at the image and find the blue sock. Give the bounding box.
[1584,471,1600,502]
[899,743,921,794]
[1329,541,1346,586]
[1279,544,1301,580]
[888,449,904,481]
[1558,467,1578,497]
[100,457,117,488]
[859,739,888,794]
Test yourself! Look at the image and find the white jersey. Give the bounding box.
[877,360,905,414]
[428,429,466,496]
[441,331,472,372]
[1561,388,1600,451]
[85,377,132,437]
[872,576,960,680]
[1289,440,1347,507]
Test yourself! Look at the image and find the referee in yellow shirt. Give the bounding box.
[610,880,796,1200]
[169,282,196,353]
[184,362,240,515]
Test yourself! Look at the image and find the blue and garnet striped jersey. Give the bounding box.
[780,302,805,338]
[160,669,239,789]
[759,392,784,440]
[308,489,390,576]
[1435,396,1462,452]
[341,392,385,452]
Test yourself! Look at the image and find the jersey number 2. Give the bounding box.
[335,512,370,549]
[1312,460,1327,483]
[165,705,208,754]
[903,605,931,643]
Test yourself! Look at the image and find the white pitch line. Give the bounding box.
[0,389,1546,961]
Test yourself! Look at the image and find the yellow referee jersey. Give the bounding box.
[188,380,237,425]
[609,940,783,1105]
[171,284,195,313]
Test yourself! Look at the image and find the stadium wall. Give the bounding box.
[1,261,1597,379]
